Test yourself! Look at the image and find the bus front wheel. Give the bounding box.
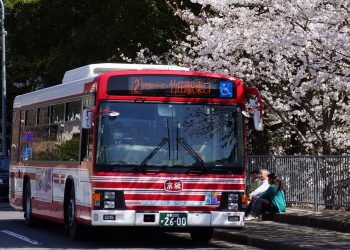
[65,187,81,240]
[189,227,214,242]
[24,181,36,227]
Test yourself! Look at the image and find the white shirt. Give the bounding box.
[249,178,270,198]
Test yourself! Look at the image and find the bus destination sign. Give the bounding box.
[107,75,236,99]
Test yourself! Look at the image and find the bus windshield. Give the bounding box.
[96,102,243,172]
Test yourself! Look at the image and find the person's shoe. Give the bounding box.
[244,215,258,221]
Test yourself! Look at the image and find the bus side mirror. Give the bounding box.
[82,108,94,129]
[249,99,263,131]
[253,109,263,131]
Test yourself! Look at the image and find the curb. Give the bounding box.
[214,229,305,250]
[265,213,350,233]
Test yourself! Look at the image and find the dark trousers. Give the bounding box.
[251,198,278,216]
[245,196,258,216]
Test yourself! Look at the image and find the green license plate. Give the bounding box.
[159,213,187,227]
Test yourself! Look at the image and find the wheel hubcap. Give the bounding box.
[68,199,75,226]
[25,191,31,219]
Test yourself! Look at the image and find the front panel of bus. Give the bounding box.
[91,72,246,228]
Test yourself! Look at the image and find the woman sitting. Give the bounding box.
[245,173,286,221]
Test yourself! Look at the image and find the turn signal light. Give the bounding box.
[241,194,249,205]
[92,192,101,207]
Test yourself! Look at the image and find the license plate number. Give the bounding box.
[103,214,116,220]
[228,215,240,222]
[159,213,187,227]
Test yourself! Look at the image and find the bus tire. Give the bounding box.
[65,187,81,241]
[24,181,36,227]
[189,227,213,242]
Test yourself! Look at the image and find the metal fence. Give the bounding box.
[247,156,350,212]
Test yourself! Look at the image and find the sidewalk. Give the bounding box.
[214,208,350,249]
[265,207,350,233]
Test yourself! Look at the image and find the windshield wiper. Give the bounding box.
[186,168,209,174]
[137,137,169,171]
[177,137,208,170]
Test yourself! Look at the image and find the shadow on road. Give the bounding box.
[0,201,229,249]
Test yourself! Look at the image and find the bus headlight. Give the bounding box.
[228,193,239,202]
[93,190,126,210]
[104,201,115,209]
[104,191,116,200]
[228,202,238,210]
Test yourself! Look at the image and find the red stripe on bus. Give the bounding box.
[94,172,244,179]
[127,206,217,211]
[124,193,210,201]
[94,182,244,190]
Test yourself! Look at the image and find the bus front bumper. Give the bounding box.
[91,210,244,227]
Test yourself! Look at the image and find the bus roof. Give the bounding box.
[62,63,189,84]
[13,63,190,108]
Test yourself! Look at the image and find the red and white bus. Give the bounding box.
[9,63,263,242]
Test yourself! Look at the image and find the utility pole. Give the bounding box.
[0,0,6,156]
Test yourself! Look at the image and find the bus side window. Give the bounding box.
[10,110,21,163]
[81,128,93,161]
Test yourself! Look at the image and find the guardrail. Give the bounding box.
[247,156,350,212]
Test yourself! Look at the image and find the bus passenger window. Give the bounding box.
[82,128,93,161]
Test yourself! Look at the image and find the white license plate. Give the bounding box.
[159,213,187,227]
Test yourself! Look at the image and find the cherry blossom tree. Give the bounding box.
[136,0,350,155]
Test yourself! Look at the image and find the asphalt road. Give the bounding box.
[0,201,260,250]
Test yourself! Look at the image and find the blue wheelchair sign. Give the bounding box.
[220,81,233,98]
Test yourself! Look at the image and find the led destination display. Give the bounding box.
[107,75,236,98]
